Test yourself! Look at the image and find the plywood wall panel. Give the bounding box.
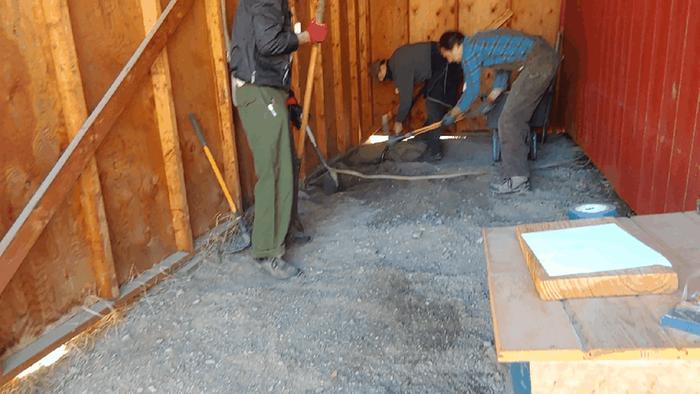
[409,0,457,43]
[510,0,561,44]
[163,0,230,236]
[0,0,96,356]
[369,0,409,127]
[68,0,177,283]
[458,0,509,35]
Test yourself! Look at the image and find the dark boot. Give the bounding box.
[255,257,303,280]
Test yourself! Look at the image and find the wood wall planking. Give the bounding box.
[0,0,98,357]
[68,0,178,284]
[1,0,564,375]
[0,0,231,362]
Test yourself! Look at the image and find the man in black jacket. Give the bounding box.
[372,42,462,161]
[230,0,327,279]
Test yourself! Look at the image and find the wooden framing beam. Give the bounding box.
[309,0,328,158]
[204,0,243,209]
[41,0,119,299]
[329,0,349,153]
[140,0,194,253]
[346,0,362,146]
[486,8,514,30]
[0,0,195,296]
[357,0,373,138]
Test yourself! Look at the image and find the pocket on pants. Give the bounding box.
[235,85,257,108]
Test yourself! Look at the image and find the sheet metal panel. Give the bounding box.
[560,0,699,214]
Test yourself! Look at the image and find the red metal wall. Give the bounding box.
[559,0,699,214]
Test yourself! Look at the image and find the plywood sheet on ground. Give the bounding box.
[484,212,700,362]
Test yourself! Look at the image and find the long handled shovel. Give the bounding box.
[189,113,251,253]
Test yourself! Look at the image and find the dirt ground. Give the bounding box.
[7,133,626,393]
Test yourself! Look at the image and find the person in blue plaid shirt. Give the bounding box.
[439,29,559,194]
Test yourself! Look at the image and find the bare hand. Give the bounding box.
[297,32,311,45]
[393,122,404,135]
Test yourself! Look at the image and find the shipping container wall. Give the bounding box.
[560,0,699,214]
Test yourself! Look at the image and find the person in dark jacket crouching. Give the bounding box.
[230,0,327,279]
[371,42,462,161]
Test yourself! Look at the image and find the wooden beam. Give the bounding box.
[486,8,514,30]
[329,0,349,153]
[204,0,243,209]
[41,0,119,299]
[309,0,328,158]
[346,0,362,146]
[357,0,372,138]
[0,0,195,296]
[140,0,194,253]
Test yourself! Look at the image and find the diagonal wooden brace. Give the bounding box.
[0,0,195,295]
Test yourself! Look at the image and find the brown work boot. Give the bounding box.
[491,176,530,194]
[255,257,303,280]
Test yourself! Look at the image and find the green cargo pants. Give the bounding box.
[235,83,293,259]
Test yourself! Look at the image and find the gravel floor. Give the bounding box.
[5,133,626,394]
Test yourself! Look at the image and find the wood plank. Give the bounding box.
[631,213,700,281]
[369,1,408,129]
[530,360,700,394]
[486,8,514,30]
[485,218,700,362]
[329,0,349,153]
[309,0,328,158]
[405,0,457,130]
[141,0,194,253]
[42,0,119,299]
[204,0,242,209]
[357,0,373,138]
[483,227,583,362]
[0,0,195,296]
[556,217,698,356]
[515,218,678,301]
[0,0,98,357]
[345,0,362,146]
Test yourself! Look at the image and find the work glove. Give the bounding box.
[307,20,328,44]
[287,91,303,130]
[441,112,456,127]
